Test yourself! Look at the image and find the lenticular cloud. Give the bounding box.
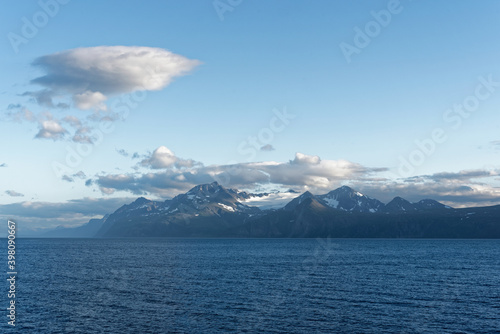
[30,46,200,110]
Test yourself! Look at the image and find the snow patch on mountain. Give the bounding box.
[218,203,235,212]
[323,197,339,209]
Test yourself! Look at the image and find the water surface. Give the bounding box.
[3,238,499,333]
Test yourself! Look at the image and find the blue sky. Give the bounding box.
[1,0,500,230]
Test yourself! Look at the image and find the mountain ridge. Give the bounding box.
[38,182,500,238]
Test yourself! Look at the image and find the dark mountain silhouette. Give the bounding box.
[41,182,500,238]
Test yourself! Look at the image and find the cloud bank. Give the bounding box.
[0,197,135,233]
[96,149,385,196]
[88,147,500,208]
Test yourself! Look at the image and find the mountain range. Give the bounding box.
[42,182,500,238]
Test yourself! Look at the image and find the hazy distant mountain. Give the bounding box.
[42,215,108,238]
[38,182,500,238]
[414,199,451,211]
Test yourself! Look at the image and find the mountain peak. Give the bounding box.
[415,199,450,210]
[133,197,150,205]
[284,191,317,211]
[318,186,383,212]
[337,185,355,192]
[176,181,253,210]
[330,186,367,198]
[384,197,416,213]
[187,181,224,194]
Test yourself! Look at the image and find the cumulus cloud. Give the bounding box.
[6,106,80,142]
[29,46,200,110]
[142,146,177,168]
[5,105,92,142]
[141,146,200,169]
[292,152,321,165]
[35,119,67,140]
[5,190,24,197]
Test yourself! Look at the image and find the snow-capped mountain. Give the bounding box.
[94,184,457,237]
[166,181,260,215]
[95,182,262,237]
[317,186,385,213]
[61,182,499,238]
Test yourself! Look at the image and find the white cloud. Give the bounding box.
[7,106,92,142]
[29,46,200,110]
[96,152,384,196]
[141,146,200,169]
[92,150,500,207]
[73,91,107,110]
[292,152,321,165]
[35,119,67,140]
[142,146,177,168]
